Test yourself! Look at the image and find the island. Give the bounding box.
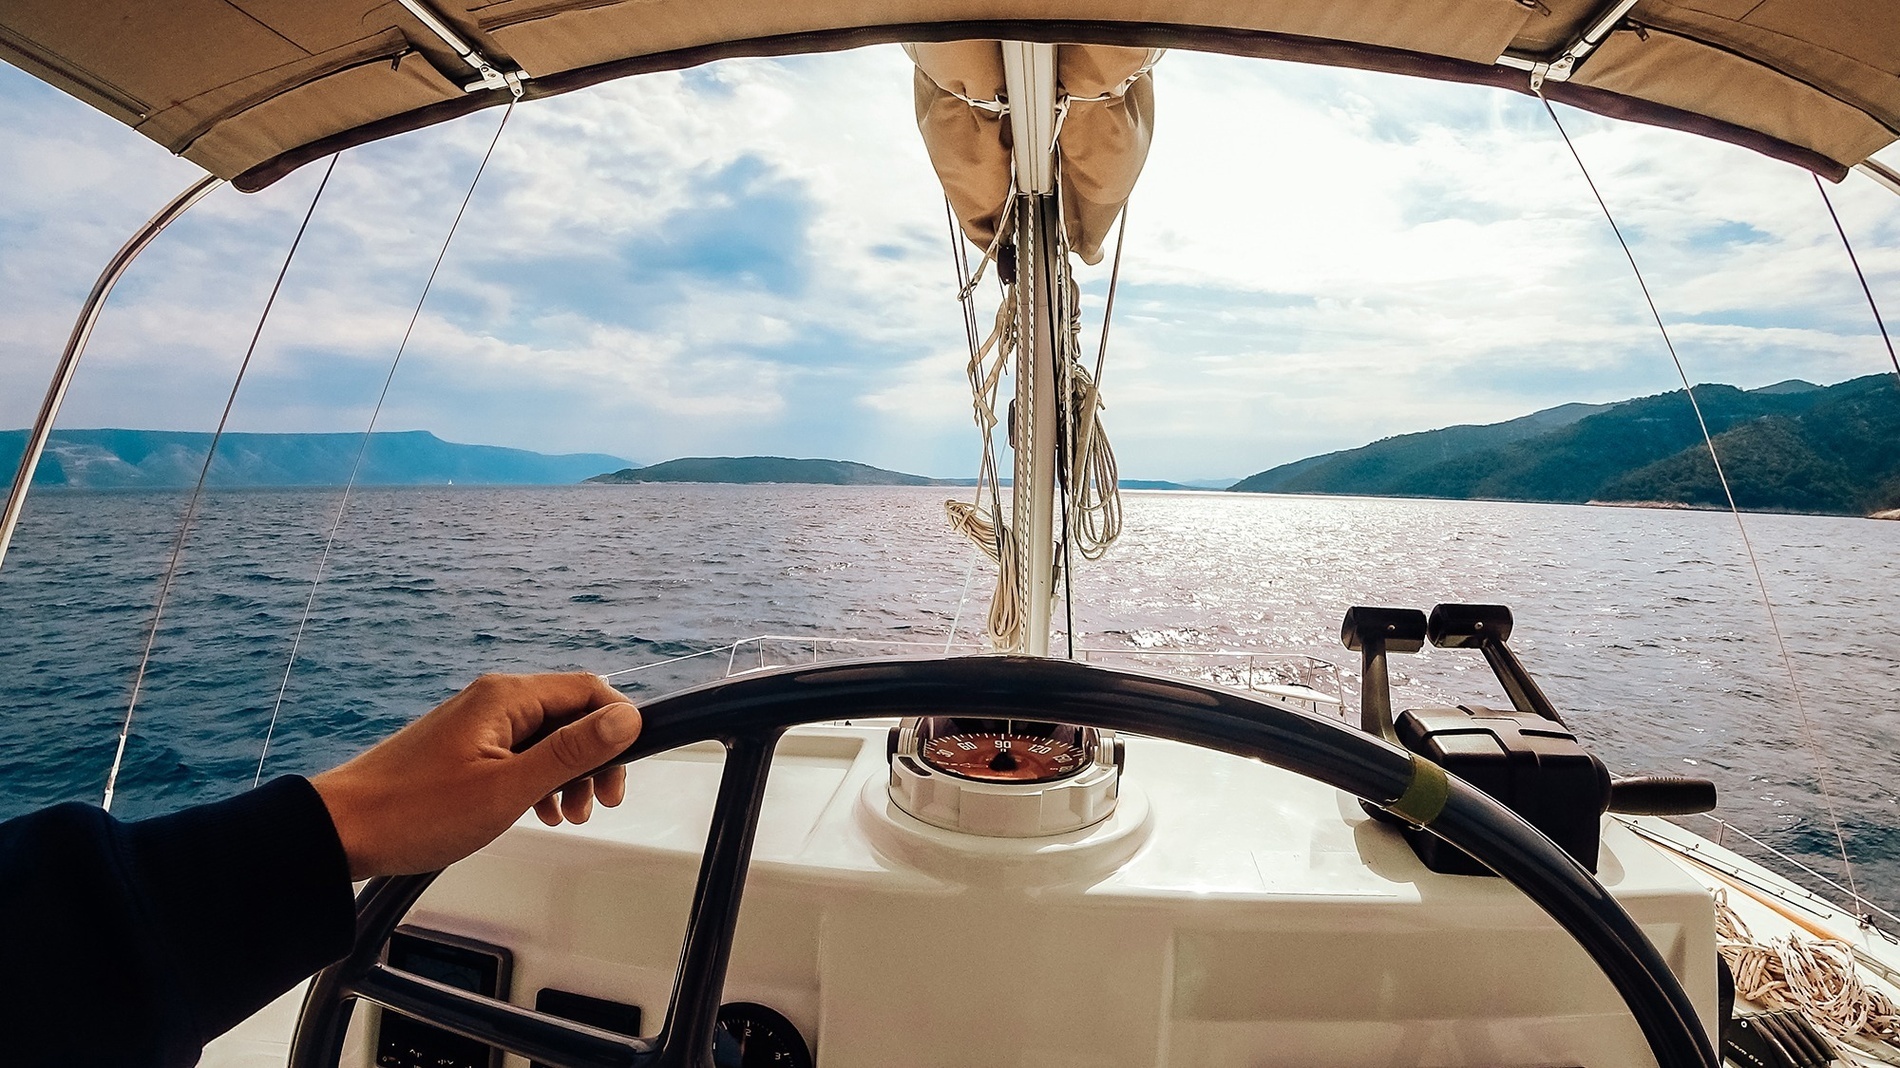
[588,456,948,486]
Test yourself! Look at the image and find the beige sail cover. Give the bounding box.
[0,1,1896,191]
[909,42,1156,262]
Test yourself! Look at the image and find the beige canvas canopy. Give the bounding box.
[1,0,1896,201]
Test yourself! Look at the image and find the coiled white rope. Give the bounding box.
[1715,889,1900,1049]
[1063,361,1120,559]
[1050,162,1125,563]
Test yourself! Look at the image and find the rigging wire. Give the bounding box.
[253,98,518,785]
[102,155,340,811]
[1541,96,1866,914]
[943,548,980,654]
[1060,496,1076,659]
[1071,209,1129,561]
[1053,162,1079,660]
[1813,173,1900,387]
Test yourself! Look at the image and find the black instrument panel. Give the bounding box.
[376,928,511,1068]
[373,928,811,1068]
[531,988,643,1068]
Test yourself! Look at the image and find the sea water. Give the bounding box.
[1,484,1894,905]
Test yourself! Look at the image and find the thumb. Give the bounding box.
[519,702,642,790]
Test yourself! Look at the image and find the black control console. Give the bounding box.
[1343,602,1718,876]
[1393,703,1610,875]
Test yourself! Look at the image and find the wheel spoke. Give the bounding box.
[352,963,652,1068]
[291,873,437,1068]
[654,732,781,1067]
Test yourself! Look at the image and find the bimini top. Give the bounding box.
[3,0,1896,195]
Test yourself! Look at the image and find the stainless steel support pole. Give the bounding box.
[1010,193,1062,657]
[0,172,223,574]
[1001,40,1061,658]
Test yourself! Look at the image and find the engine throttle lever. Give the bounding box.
[1427,603,1568,726]
[1340,606,1427,745]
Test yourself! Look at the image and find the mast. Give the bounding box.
[1003,42,1063,658]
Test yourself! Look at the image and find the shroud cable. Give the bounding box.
[253,98,517,785]
[1813,173,1900,387]
[1542,96,1865,915]
[104,155,340,811]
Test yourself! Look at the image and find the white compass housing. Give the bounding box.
[887,716,1122,837]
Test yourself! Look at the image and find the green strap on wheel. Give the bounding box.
[1387,754,1449,826]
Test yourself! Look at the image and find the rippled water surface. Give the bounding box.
[1,485,1894,904]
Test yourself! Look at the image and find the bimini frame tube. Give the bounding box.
[0,172,223,574]
[1856,158,1900,197]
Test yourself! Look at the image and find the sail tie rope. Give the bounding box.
[1714,889,1900,1052]
[1540,95,1866,916]
[942,195,1022,650]
[253,97,517,785]
[102,155,340,811]
[1813,173,1900,387]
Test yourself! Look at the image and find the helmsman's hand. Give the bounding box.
[311,672,640,879]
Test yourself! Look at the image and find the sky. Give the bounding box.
[2,47,1898,482]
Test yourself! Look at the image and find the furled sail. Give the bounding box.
[907,42,1158,262]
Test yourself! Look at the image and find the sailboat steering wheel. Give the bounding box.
[288,656,1718,1068]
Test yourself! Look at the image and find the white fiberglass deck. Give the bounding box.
[209,721,1723,1068]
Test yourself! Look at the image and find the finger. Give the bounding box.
[534,793,562,826]
[516,702,641,798]
[595,764,627,808]
[534,672,633,720]
[505,672,635,747]
[561,777,595,824]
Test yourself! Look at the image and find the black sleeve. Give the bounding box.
[0,775,357,1067]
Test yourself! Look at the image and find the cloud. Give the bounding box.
[2,47,1897,482]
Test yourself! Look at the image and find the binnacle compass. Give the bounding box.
[888,717,1123,837]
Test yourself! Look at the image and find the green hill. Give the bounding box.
[1231,401,1611,494]
[1231,375,1900,516]
[588,456,943,486]
[0,429,631,489]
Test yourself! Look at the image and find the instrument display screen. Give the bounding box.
[377,927,510,1068]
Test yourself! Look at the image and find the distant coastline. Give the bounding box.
[586,457,1197,489]
[20,374,1896,518]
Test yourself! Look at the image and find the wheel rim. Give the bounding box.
[290,655,1718,1068]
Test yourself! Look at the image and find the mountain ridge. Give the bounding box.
[1230,375,1900,516]
[0,429,632,489]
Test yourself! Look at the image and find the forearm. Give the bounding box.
[0,777,355,1067]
